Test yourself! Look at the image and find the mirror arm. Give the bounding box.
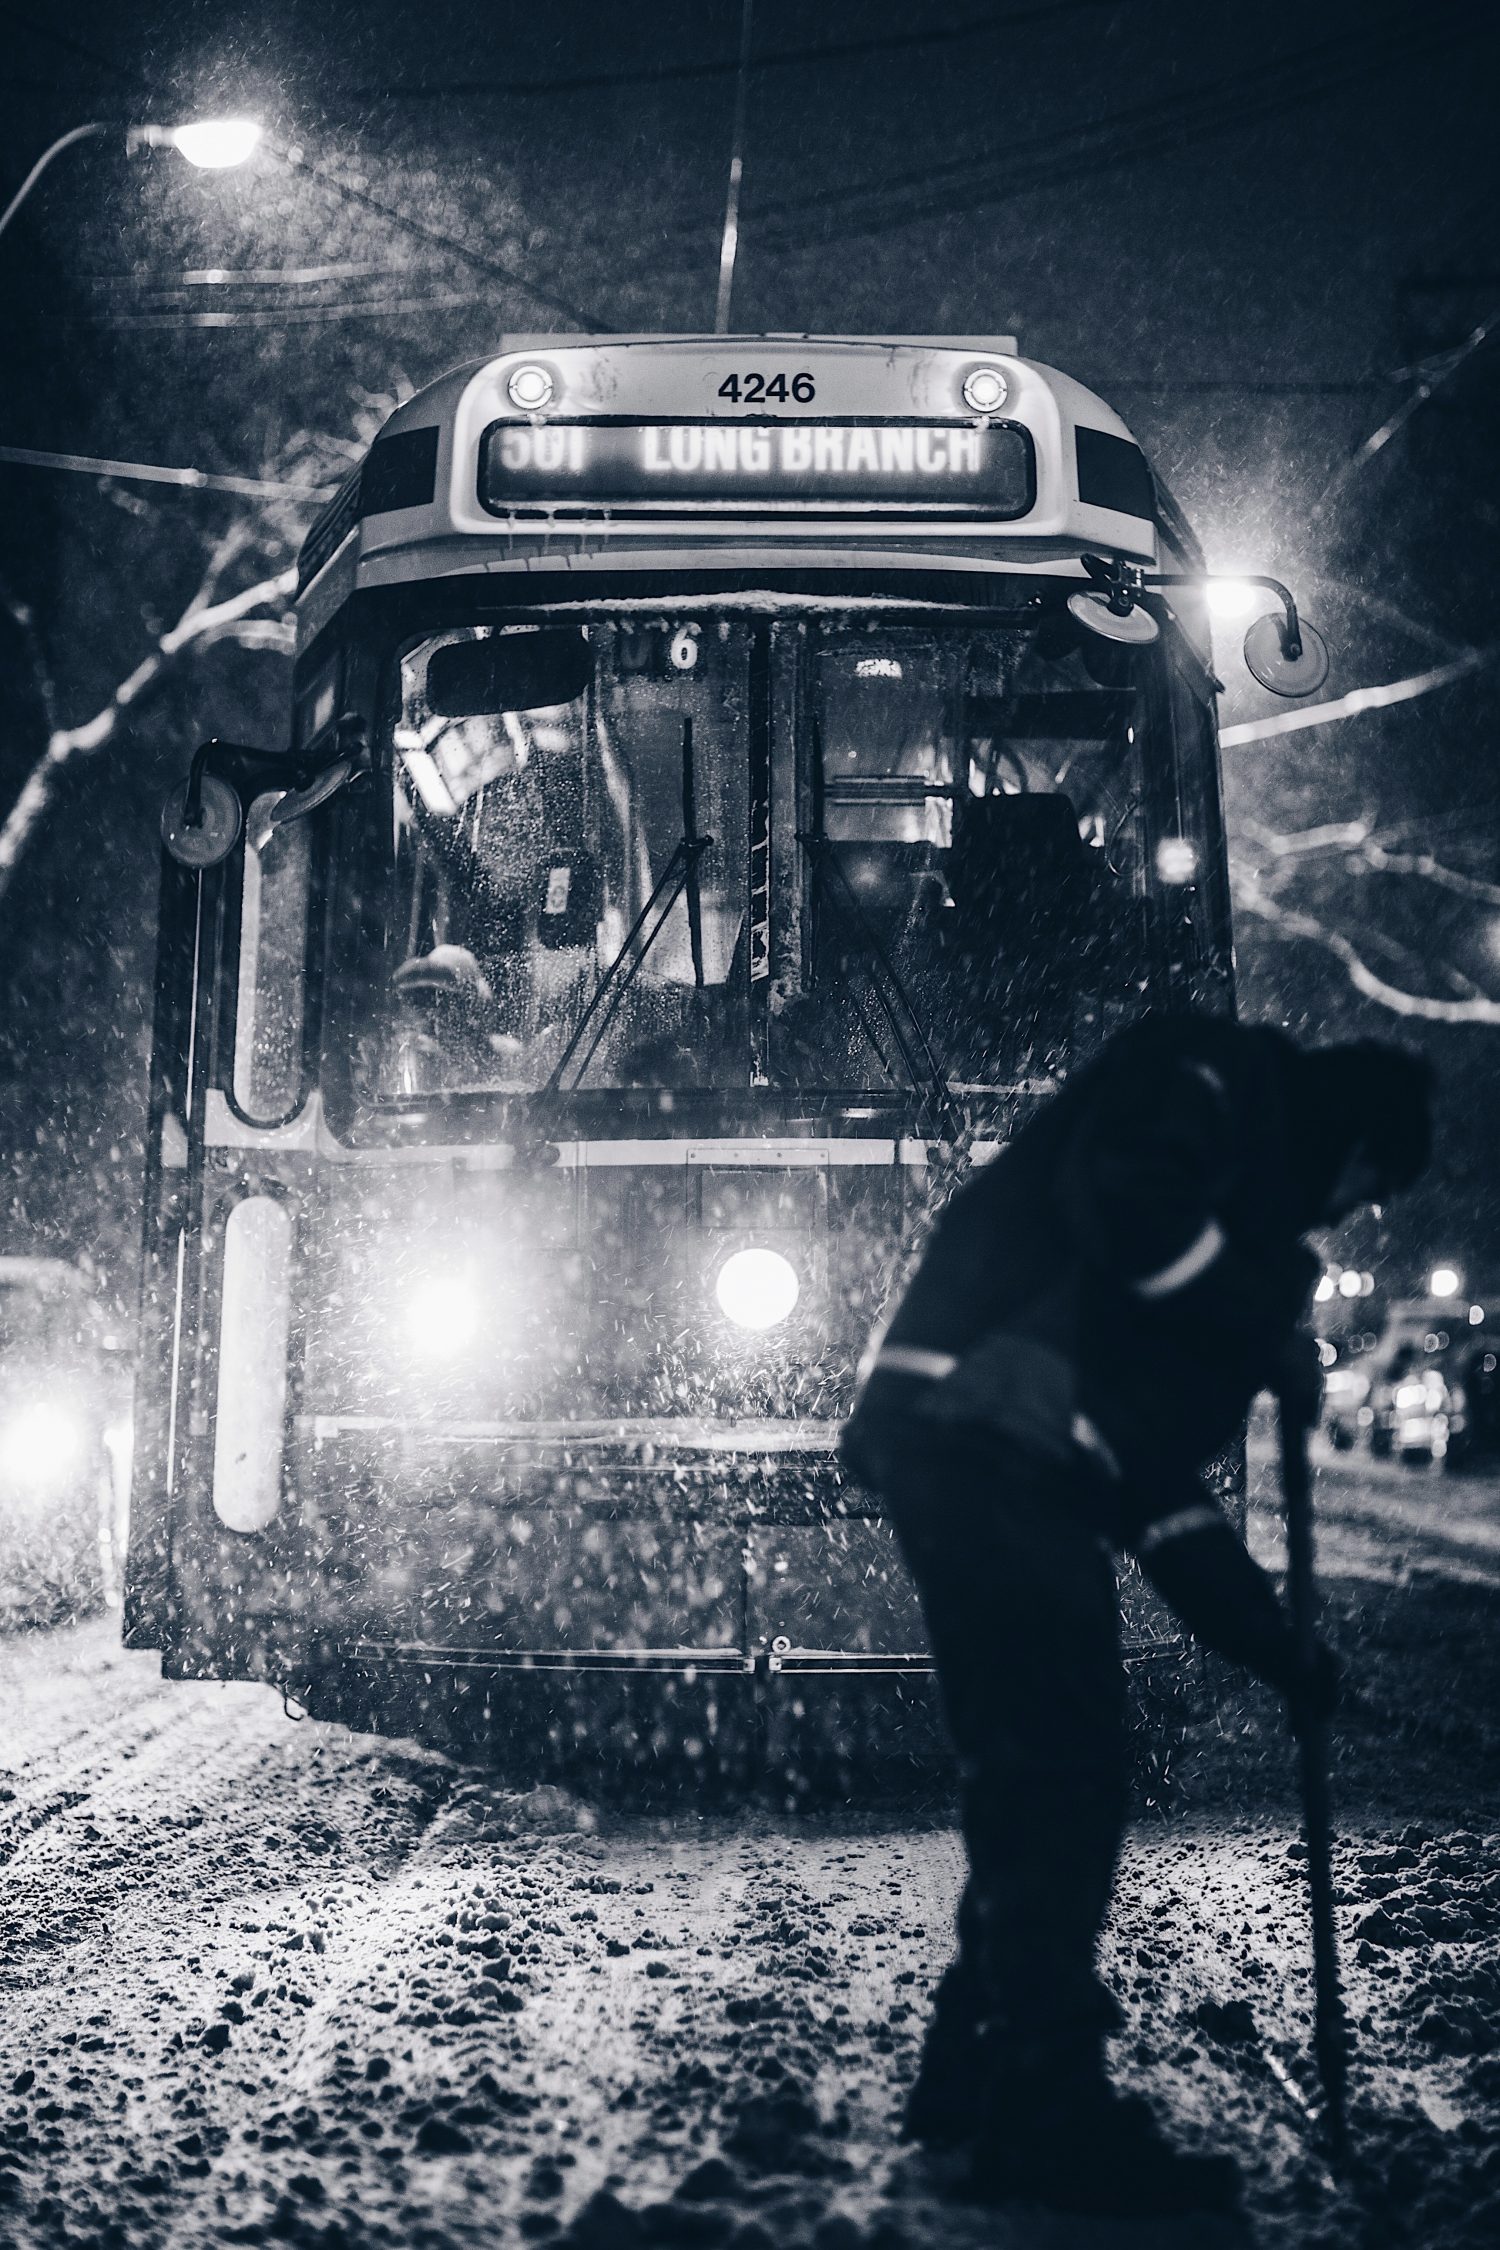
[178,722,371,836]
[1144,571,1305,663]
[179,738,280,832]
[1083,555,1309,667]
[1080,552,1149,616]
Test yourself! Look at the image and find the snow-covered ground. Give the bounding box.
[1,1446,1497,2249]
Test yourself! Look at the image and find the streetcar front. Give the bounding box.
[129,337,1236,1749]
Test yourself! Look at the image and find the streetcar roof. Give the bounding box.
[296,335,1188,648]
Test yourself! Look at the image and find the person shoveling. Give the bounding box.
[842,1013,1432,2219]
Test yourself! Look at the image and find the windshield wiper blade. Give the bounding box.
[680,716,707,990]
[797,827,963,1144]
[545,718,712,1095]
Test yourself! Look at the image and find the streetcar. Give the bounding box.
[126,334,1325,1767]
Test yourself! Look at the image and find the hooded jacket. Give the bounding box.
[877,1016,1325,1494]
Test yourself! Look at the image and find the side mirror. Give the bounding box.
[161,719,371,867]
[1242,611,1330,697]
[160,770,242,867]
[1075,557,1333,700]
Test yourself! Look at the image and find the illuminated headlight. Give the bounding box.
[962,366,1008,415]
[507,363,555,411]
[405,1272,483,1355]
[714,1248,800,1333]
[0,1401,90,1496]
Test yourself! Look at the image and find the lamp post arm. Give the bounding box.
[0,123,114,244]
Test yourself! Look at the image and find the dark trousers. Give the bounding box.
[854,1405,1127,2102]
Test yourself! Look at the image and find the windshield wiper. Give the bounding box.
[797,802,962,1143]
[544,716,711,1095]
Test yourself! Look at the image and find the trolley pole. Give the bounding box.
[714,0,755,333]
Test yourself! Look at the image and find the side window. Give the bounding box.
[233,795,312,1121]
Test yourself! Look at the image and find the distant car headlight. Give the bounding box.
[0,1400,91,1498]
[714,1247,800,1332]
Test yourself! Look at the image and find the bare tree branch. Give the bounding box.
[1220,648,1492,746]
[1236,815,1500,907]
[1236,816,1372,858]
[1359,842,1500,908]
[0,559,294,904]
[1231,868,1500,1026]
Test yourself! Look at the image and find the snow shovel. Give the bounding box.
[1277,1396,1351,2163]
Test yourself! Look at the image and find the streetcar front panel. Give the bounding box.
[129,337,1229,1711]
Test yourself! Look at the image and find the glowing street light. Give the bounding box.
[0,116,261,243]
[1429,1266,1462,1299]
[154,119,263,170]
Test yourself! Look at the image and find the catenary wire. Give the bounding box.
[736,4,1482,253]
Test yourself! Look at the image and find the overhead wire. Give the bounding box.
[733,1,1486,253]
[356,2,1121,99]
[0,443,335,499]
[38,289,501,331]
[0,1,1126,108]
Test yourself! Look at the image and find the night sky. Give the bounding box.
[3,0,1498,1302]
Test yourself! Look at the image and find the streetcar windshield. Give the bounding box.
[356,610,1155,1105]
[376,622,751,1097]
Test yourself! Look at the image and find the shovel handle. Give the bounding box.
[1277,1402,1351,2160]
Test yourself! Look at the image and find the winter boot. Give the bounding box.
[899,1971,985,2147]
[968,2085,1241,2219]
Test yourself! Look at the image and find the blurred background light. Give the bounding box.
[0,1400,89,1498]
[1155,837,1198,884]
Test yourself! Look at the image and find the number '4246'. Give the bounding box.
[717,371,816,404]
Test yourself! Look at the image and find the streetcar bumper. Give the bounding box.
[288,1414,933,1680]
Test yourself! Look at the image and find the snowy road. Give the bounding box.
[2,1459,1497,2249]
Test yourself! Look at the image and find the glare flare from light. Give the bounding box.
[1429,1266,1461,1300]
[1205,577,1261,621]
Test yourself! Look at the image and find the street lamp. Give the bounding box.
[133,120,263,170]
[0,117,262,243]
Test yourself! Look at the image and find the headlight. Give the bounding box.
[405,1272,483,1355]
[0,1401,90,1497]
[507,363,555,411]
[714,1247,800,1333]
[961,366,1008,415]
